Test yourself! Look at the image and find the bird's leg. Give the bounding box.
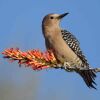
[63,62,76,72]
[63,62,93,71]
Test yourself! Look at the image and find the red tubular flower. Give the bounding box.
[2,48,57,70]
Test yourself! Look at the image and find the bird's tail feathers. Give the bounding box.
[78,70,97,89]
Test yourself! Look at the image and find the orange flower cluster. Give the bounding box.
[2,48,57,70]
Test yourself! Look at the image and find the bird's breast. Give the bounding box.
[47,35,82,67]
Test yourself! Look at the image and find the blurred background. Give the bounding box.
[0,0,100,100]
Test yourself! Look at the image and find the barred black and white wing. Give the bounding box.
[61,29,96,89]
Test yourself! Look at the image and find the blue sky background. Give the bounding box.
[0,0,100,100]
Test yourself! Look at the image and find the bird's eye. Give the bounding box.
[50,16,54,19]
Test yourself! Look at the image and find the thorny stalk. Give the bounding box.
[2,48,100,73]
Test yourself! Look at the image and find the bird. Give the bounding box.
[42,13,97,89]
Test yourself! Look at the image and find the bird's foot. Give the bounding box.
[63,62,75,72]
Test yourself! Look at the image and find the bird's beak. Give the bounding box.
[57,13,69,19]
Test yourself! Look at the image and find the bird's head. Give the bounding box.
[42,13,69,27]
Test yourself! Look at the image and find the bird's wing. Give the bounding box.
[61,29,89,67]
[61,29,96,89]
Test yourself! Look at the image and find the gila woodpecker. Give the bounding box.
[42,13,96,89]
